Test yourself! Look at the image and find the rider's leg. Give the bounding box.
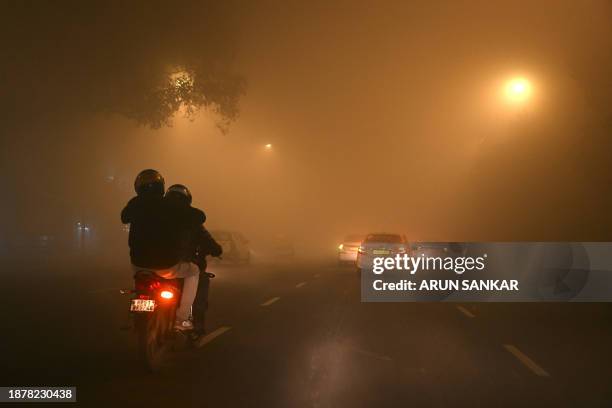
[155,262,200,323]
[172,262,200,322]
[192,271,210,334]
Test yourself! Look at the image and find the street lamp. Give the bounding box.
[503,77,532,104]
[264,143,273,150]
[476,75,536,146]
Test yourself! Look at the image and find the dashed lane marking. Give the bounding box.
[260,297,280,306]
[295,282,307,288]
[503,344,550,377]
[456,306,475,318]
[196,326,231,348]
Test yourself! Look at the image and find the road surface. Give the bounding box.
[2,256,612,406]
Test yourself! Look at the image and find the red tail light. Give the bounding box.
[160,290,174,300]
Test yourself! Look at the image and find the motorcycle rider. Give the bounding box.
[164,184,222,340]
[121,169,202,330]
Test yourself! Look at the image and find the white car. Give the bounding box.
[356,233,408,272]
[410,242,466,258]
[337,234,364,264]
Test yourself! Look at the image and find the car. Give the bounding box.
[210,230,251,264]
[410,242,466,258]
[356,233,408,273]
[337,234,364,264]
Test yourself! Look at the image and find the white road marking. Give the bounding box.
[456,306,475,318]
[196,326,231,348]
[295,282,307,288]
[260,297,280,306]
[503,344,550,377]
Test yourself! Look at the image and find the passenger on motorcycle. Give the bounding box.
[121,169,202,331]
[164,184,222,340]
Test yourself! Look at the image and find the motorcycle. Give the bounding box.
[127,270,185,372]
[123,268,217,371]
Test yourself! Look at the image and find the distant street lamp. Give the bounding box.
[264,143,273,150]
[477,75,536,145]
[503,77,532,104]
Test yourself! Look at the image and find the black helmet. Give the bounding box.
[166,184,192,205]
[134,169,165,196]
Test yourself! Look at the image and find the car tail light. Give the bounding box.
[160,290,174,300]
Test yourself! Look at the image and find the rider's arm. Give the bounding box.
[120,197,138,224]
[191,208,206,225]
[198,227,223,257]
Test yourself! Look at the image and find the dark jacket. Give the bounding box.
[162,196,220,271]
[160,196,209,263]
[193,226,223,271]
[121,193,204,269]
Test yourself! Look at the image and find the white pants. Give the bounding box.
[133,262,200,321]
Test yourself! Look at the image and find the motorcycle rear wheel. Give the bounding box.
[136,308,174,372]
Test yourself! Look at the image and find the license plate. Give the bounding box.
[130,299,156,312]
[372,249,390,255]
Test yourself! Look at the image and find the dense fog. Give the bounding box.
[2,0,611,262]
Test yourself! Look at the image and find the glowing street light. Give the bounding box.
[503,77,532,104]
[264,143,273,150]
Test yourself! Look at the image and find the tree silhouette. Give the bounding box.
[0,0,246,129]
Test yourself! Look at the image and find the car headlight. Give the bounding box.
[338,244,344,251]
